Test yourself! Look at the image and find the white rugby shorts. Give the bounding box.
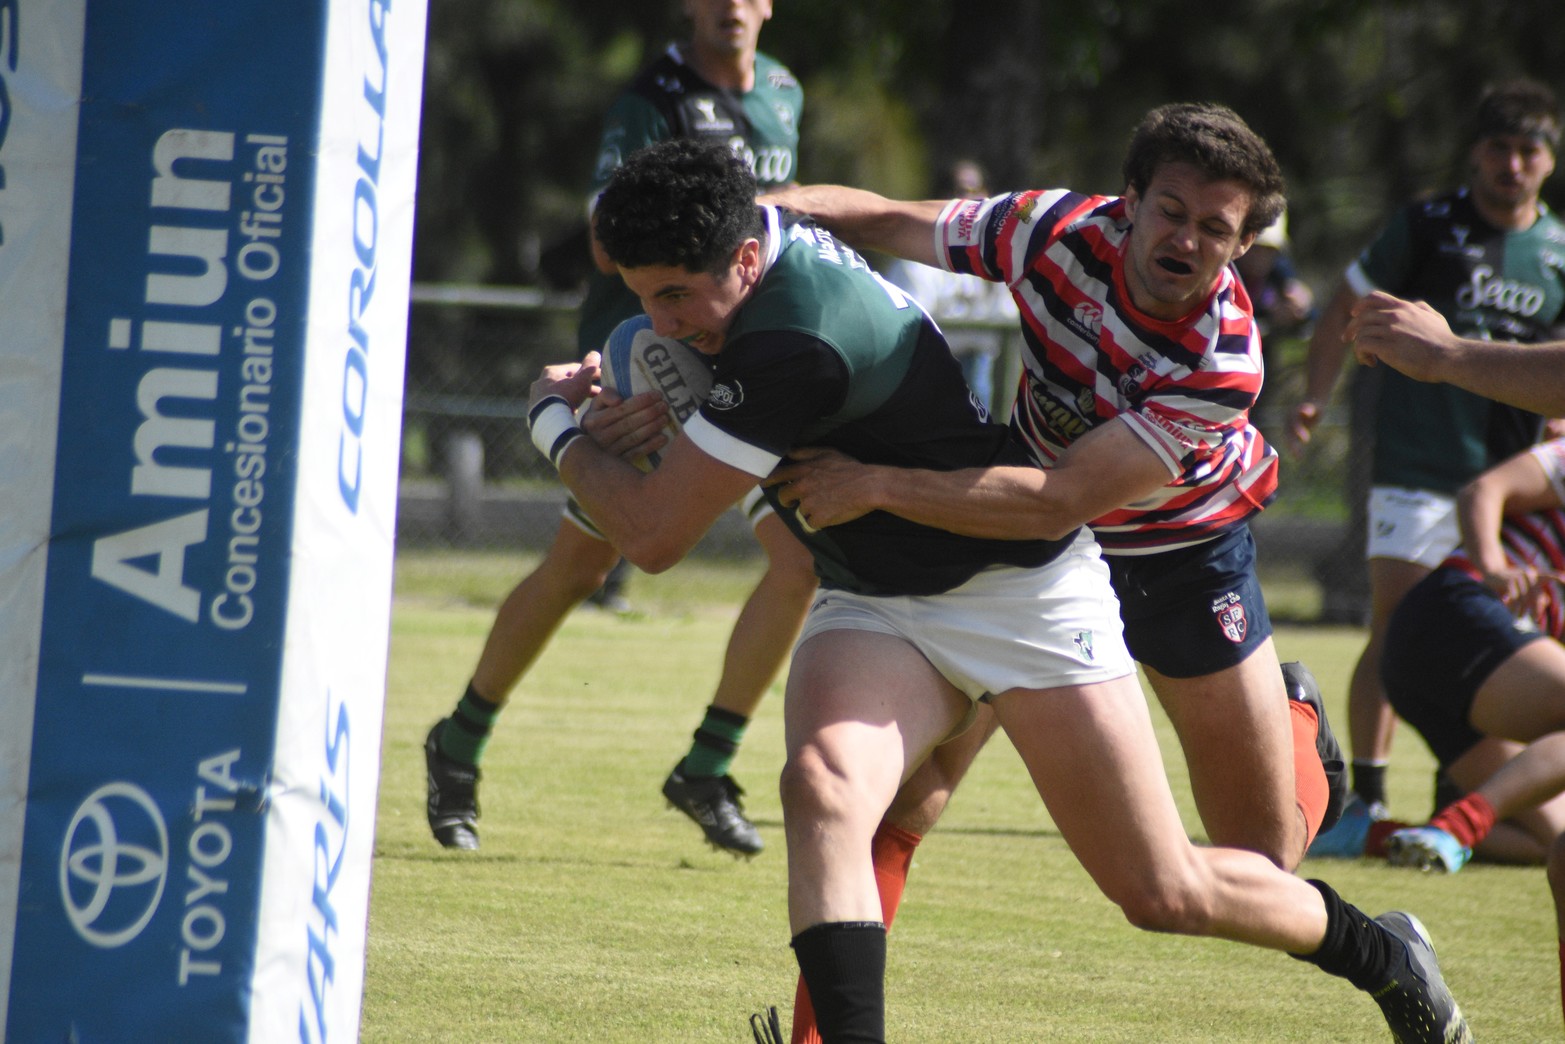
[1366,486,1459,568]
[795,528,1135,704]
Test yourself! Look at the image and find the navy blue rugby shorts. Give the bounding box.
[1381,566,1547,768]
[1106,525,1272,679]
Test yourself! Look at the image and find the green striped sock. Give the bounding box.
[438,683,502,767]
[680,705,749,779]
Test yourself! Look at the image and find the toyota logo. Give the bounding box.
[59,782,170,948]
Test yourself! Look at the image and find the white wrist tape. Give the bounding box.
[528,396,584,468]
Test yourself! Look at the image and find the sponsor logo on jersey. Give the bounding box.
[708,379,743,410]
[1212,591,1247,643]
[1455,263,1547,317]
[767,69,799,91]
[1117,360,1147,400]
[1025,374,1090,441]
[691,97,734,133]
[1069,301,1103,340]
[950,199,982,245]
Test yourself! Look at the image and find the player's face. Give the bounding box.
[619,240,762,355]
[1122,162,1256,321]
[1469,133,1556,217]
[684,0,772,59]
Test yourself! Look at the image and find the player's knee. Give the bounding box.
[1110,870,1214,936]
[539,543,619,600]
[779,745,856,825]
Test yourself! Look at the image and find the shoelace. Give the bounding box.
[750,1005,783,1044]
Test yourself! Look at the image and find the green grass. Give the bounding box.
[365,550,1559,1042]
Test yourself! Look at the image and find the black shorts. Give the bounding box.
[1381,566,1548,768]
[1106,525,1274,679]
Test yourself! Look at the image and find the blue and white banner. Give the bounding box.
[0,3,426,1040]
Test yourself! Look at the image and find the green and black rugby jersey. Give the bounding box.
[681,208,1073,597]
[1348,189,1565,492]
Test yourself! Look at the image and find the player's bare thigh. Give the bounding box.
[991,673,1197,900]
[1144,638,1298,864]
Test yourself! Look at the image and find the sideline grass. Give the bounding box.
[365,550,1558,1041]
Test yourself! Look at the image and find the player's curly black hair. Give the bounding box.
[1121,102,1286,239]
[595,138,764,274]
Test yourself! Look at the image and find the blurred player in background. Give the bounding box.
[1374,436,1565,1029]
[424,0,816,856]
[1292,77,1565,850]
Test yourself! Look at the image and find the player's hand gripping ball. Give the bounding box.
[598,315,714,470]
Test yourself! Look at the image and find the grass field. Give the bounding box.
[365,549,1559,1042]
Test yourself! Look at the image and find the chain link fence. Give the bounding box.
[396,285,1372,622]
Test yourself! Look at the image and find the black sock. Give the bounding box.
[1290,879,1396,992]
[791,922,886,1043]
[1352,759,1388,808]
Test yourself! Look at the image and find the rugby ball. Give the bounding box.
[598,316,714,469]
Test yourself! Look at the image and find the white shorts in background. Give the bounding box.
[1366,486,1460,568]
[795,528,1134,704]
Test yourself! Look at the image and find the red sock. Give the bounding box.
[790,822,923,1044]
[1364,818,1411,859]
[1428,793,1497,849]
[1288,699,1331,847]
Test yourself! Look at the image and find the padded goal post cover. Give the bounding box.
[0,4,428,1042]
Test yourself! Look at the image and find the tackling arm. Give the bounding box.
[1350,291,1565,416]
[760,185,950,268]
[768,417,1174,541]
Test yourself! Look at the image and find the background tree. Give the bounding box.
[410,0,1565,291]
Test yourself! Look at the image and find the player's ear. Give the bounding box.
[736,238,763,284]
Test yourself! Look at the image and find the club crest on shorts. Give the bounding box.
[1073,630,1094,661]
[1212,591,1247,643]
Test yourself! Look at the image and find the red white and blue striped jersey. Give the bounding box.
[934,190,1279,553]
[1443,438,1565,639]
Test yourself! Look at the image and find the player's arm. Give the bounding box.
[1457,447,1564,578]
[760,184,949,268]
[529,356,758,572]
[1285,280,1359,454]
[1350,290,1565,416]
[769,417,1173,540]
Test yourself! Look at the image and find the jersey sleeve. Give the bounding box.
[933,189,1096,289]
[1346,205,1416,297]
[683,332,849,478]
